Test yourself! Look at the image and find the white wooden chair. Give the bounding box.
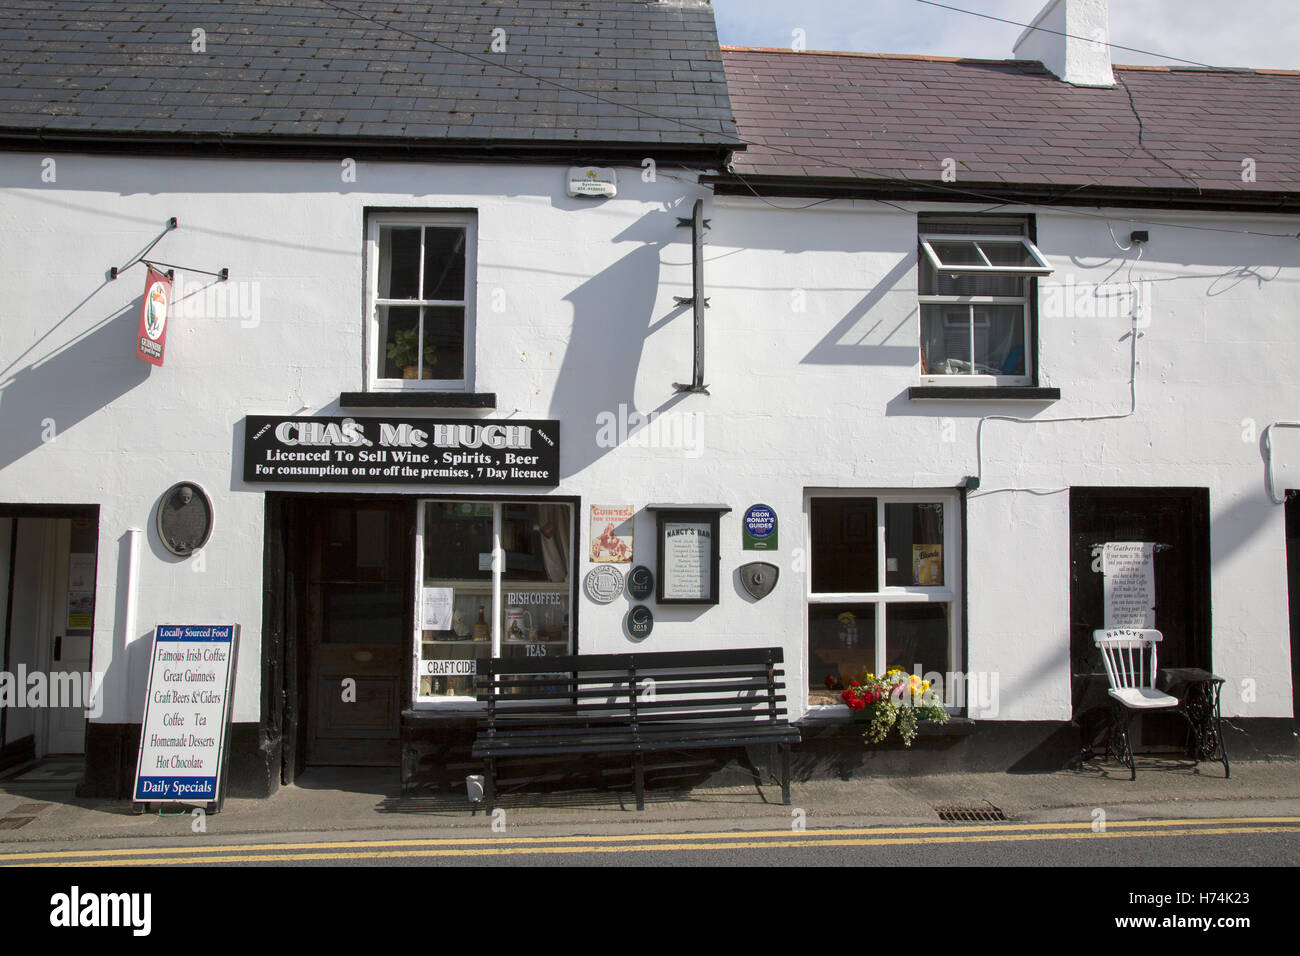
[1092,628,1180,779]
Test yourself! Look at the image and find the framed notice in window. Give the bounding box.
[651,507,726,605]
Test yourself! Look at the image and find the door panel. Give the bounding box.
[301,500,409,766]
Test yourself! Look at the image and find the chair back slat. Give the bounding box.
[1092,628,1163,692]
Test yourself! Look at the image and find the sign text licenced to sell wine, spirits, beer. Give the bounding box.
[243,416,560,487]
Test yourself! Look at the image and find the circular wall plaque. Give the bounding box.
[627,565,654,601]
[626,604,654,640]
[156,482,213,557]
[583,565,625,604]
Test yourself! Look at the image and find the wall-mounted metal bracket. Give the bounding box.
[672,198,710,394]
[107,217,229,282]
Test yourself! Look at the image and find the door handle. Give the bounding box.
[54,635,62,661]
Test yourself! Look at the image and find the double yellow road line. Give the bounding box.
[3,816,1297,865]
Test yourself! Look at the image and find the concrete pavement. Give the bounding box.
[1,756,1297,846]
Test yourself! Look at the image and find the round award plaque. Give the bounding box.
[627,565,654,600]
[583,565,625,604]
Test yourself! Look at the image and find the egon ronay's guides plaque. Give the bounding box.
[133,624,238,805]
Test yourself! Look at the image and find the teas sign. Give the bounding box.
[243,415,560,487]
[136,266,171,366]
[134,624,238,804]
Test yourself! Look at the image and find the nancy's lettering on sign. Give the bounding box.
[244,416,560,487]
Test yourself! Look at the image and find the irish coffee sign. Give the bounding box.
[134,624,238,805]
[243,415,560,486]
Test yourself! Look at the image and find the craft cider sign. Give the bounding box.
[133,624,238,803]
[136,266,171,366]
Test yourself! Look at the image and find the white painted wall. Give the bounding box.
[1,153,1296,726]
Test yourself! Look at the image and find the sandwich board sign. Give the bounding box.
[133,624,238,810]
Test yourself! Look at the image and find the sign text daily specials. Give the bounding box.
[134,625,237,803]
[244,416,560,487]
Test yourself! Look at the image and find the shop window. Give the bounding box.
[367,211,476,390]
[414,500,573,703]
[918,215,1050,385]
[806,493,960,708]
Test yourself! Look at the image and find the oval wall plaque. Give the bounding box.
[156,482,214,557]
[626,604,654,640]
[627,565,654,600]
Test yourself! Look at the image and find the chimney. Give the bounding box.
[1012,0,1114,87]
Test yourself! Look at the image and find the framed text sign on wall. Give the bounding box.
[649,506,729,605]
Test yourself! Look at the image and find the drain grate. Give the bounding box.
[935,804,1008,822]
[11,802,50,816]
[0,817,35,830]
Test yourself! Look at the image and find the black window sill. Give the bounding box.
[799,712,977,737]
[339,391,497,409]
[909,386,1060,401]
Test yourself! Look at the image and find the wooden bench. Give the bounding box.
[471,647,800,810]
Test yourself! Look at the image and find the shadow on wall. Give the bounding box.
[800,254,918,369]
[0,284,150,472]
[550,206,698,477]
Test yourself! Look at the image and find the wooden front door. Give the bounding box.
[301,500,409,766]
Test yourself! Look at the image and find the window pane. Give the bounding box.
[501,503,571,662]
[921,304,971,375]
[928,240,984,268]
[885,503,945,587]
[810,497,877,593]
[885,603,950,677]
[422,227,467,301]
[979,239,1038,268]
[808,603,876,703]
[420,502,492,697]
[421,306,465,380]
[973,304,1025,376]
[378,226,420,299]
[378,305,421,379]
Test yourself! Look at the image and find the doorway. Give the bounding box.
[287,498,412,768]
[1285,492,1300,721]
[1069,488,1211,723]
[0,508,98,764]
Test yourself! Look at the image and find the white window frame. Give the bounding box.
[918,221,1050,388]
[804,489,962,718]
[365,211,477,392]
[411,498,575,710]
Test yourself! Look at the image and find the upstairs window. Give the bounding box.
[367,212,476,389]
[918,215,1051,385]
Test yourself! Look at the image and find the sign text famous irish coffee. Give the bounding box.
[244,416,560,487]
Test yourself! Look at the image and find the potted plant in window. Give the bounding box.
[831,667,949,746]
[386,329,437,379]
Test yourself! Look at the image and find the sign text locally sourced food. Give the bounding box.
[133,624,237,803]
[244,416,560,487]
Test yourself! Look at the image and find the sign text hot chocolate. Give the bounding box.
[244,415,560,487]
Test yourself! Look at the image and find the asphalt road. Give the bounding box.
[4,815,1297,866]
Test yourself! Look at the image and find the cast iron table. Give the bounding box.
[1157,667,1230,778]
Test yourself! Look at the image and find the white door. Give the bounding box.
[43,519,92,755]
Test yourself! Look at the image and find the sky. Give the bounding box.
[712,0,1300,70]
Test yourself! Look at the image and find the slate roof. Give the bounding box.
[722,47,1300,195]
[0,0,740,151]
